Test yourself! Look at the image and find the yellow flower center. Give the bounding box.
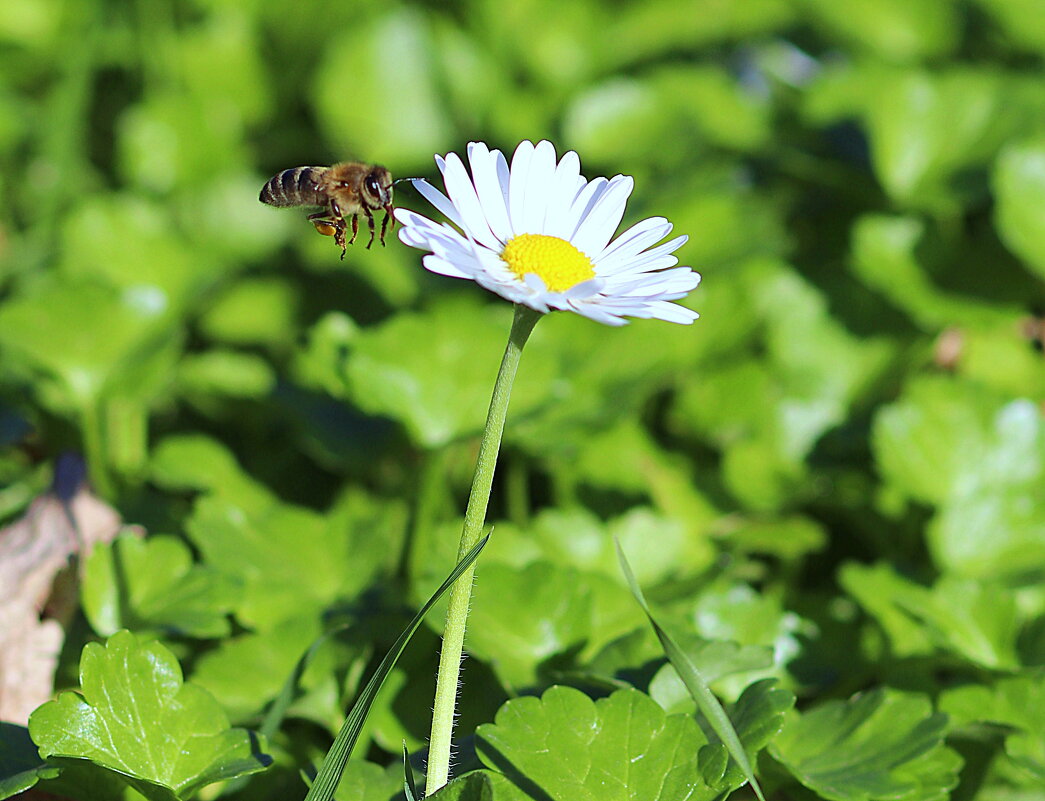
[500,233,596,293]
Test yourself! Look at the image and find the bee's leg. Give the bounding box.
[309,212,348,259]
[363,205,377,250]
[347,214,359,246]
[379,208,391,246]
[334,222,347,260]
[327,201,349,258]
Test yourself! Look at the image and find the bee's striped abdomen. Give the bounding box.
[259,166,328,207]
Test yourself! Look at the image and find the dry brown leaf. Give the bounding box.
[0,456,123,724]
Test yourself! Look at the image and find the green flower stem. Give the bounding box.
[425,303,542,796]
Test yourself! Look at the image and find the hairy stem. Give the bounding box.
[425,304,541,795]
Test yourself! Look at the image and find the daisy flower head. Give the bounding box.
[394,140,700,326]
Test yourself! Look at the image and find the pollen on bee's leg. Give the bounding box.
[311,219,338,237]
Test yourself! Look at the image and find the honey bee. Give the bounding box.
[259,162,395,258]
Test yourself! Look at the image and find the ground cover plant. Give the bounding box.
[1,1,1044,800]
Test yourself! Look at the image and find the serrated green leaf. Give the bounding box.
[474,504,713,590]
[477,686,710,801]
[770,688,961,801]
[82,533,241,639]
[28,631,270,801]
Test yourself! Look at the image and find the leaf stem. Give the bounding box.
[425,303,541,796]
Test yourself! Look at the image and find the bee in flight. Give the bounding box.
[259,162,395,258]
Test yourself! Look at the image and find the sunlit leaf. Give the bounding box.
[28,631,270,800]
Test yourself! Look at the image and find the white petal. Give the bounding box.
[639,301,699,323]
[570,175,634,256]
[422,254,472,279]
[507,140,536,235]
[518,140,558,234]
[542,150,584,239]
[562,277,605,300]
[562,176,609,241]
[601,235,689,276]
[407,180,463,229]
[594,216,673,265]
[441,152,501,250]
[568,300,629,326]
[607,267,699,297]
[468,142,512,242]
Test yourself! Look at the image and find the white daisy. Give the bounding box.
[394,140,701,326]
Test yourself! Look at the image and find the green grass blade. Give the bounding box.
[403,742,420,801]
[614,538,766,801]
[303,534,491,801]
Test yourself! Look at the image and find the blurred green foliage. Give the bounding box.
[1,0,1044,799]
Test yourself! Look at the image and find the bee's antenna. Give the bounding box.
[392,177,424,186]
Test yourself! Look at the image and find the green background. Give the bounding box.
[1,0,1044,799]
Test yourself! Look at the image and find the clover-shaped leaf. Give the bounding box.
[770,688,961,801]
[28,631,271,801]
[477,686,714,801]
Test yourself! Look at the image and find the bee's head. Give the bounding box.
[362,166,394,212]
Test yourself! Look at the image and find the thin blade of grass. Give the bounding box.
[303,534,491,801]
[403,743,420,801]
[614,538,766,801]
